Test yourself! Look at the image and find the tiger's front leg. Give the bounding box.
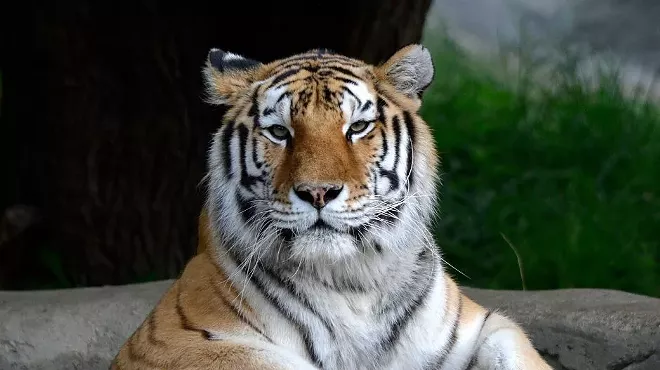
[202,331,321,370]
[468,312,551,370]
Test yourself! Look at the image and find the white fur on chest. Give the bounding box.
[218,250,457,370]
[271,272,455,370]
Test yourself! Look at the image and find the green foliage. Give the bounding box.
[421,37,660,297]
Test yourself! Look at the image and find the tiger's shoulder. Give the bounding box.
[111,212,310,369]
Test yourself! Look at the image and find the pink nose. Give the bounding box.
[293,183,343,209]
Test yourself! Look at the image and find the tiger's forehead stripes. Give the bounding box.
[264,65,367,96]
[260,53,368,90]
[255,69,378,126]
[266,50,366,70]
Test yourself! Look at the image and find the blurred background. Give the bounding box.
[1,0,658,297]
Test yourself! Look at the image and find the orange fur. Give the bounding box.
[112,222,270,369]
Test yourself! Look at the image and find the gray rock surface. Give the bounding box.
[0,281,171,370]
[1,281,659,370]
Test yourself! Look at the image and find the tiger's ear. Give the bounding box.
[375,44,434,101]
[202,48,263,105]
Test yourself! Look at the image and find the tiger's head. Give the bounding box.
[203,45,439,265]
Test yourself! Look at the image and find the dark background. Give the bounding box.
[0,1,432,290]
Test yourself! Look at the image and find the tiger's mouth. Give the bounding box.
[269,195,405,233]
[275,213,372,244]
[309,218,340,232]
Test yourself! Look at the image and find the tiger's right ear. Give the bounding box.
[202,48,263,105]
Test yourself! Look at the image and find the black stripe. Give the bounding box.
[378,168,399,194]
[262,91,293,116]
[275,55,362,69]
[321,59,363,67]
[392,116,402,167]
[464,310,494,370]
[277,92,292,104]
[333,75,358,86]
[325,65,360,80]
[223,246,323,367]
[274,54,320,65]
[322,86,333,102]
[376,97,388,124]
[361,100,373,112]
[127,335,163,368]
[237,124,260,190]
[251,271,323,367]
[425,295,463,369]
[303,65,319,73]
[175,296,205,336]
[272,77,304,91]
[147,312,166,346]
[379,128,388,161]
[375,199,403,226]
[261,267,336,340]
[390,115,402,191]
[342,86,362,107]
[347,224,369,244]
[270,68,301,87]
[402,111,417,190]
[251,135,263,170]
[248,88,260,117]
[307,52,360,63]
[280,265,369,294]
[262,106,276,116]
[465,356,478,370]
[209,276,274,343]
[483,310,493,322]
[379,252,435,354]
[280,228,294,242]
[376,109,399,192]
[376,248,432,317]
[221,121,235,178]
[235,193,270,230]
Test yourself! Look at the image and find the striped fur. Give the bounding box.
[112,45,551,370]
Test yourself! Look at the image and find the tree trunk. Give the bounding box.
[0,0,433,289]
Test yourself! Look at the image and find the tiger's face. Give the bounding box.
[203,45,438,264]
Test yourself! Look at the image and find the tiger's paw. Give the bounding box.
[469,314,552,370]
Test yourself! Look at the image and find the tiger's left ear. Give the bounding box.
[202,48,263,105]
[375,44,434,101]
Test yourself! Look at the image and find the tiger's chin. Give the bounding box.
[287,227,359,263]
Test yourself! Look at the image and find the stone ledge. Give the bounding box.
[1,281,658,370]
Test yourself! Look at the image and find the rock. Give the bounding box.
[462,288,660,370]
[0,281,171,370]
[1,281,658,370]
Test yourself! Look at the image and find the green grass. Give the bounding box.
[421,38,660,297]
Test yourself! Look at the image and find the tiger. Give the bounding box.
[111,44,552,370]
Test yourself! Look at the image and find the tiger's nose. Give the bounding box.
[293,183,343,209]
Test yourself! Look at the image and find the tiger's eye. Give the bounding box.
[349,121,369,134]
[267,125,290,140]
